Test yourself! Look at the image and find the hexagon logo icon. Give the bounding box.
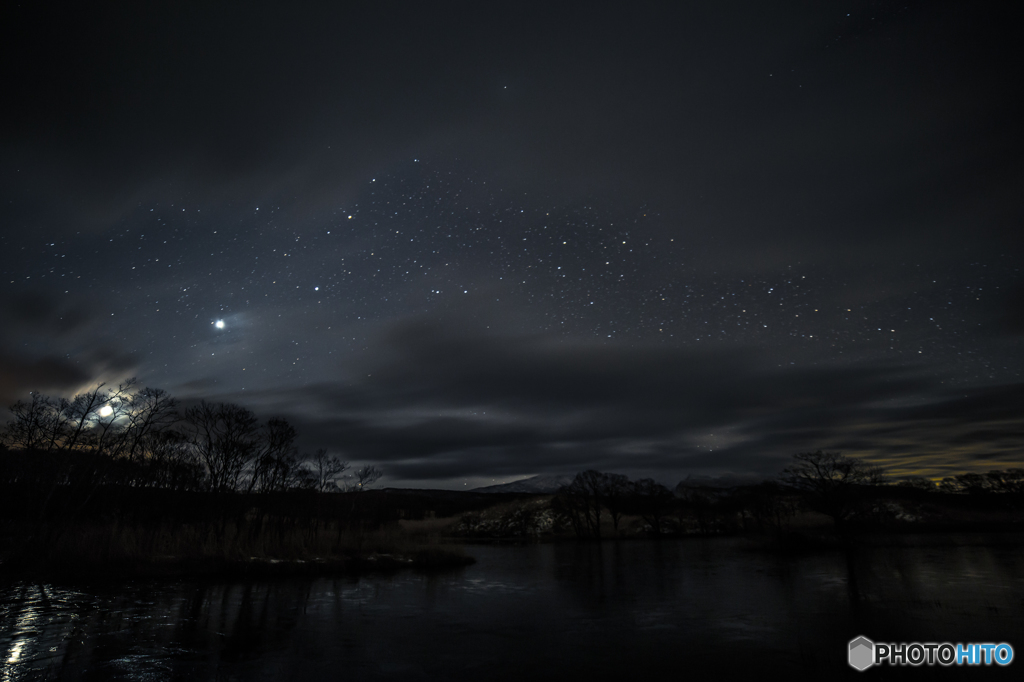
[849,636,875,671]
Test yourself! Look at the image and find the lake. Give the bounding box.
[3,534,1023,680]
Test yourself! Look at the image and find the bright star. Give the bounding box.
[214,320,225,329]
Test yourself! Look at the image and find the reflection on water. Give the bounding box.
[2,535,1024,680]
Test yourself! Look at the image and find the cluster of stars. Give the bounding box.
[0,161,1019,389]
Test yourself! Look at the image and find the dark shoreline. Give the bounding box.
[0,546,476,584]
[7,526,1024,585]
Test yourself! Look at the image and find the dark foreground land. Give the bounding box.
[0,487,505,581]
[3,391,1020,581]
[2,478,1023,581]
[3,479,1024,680]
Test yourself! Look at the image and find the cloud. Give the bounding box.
[195,313,1022,487]
[4,293,1020,487]
[0,351,91,408]
[991,283,1024,337]
[0,292,138,408]
[0,293,91,336]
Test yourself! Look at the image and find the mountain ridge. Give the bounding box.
[471,474,574,493]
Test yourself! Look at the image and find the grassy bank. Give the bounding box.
[0,518,474,581]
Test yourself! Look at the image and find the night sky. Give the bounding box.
[2,2,1022,489]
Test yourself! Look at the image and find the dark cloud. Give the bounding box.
[991,283,1024,337]
[195,315,1022,486]
[360,316,928,417]
[0,292,138,408]
[4,2,1022,264]
[0,351,90,408]
[0,293,91,336]
[2,3,1022,487]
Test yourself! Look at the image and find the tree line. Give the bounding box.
[0,379,380,503]
[0,381,388,571]
[547,451,1024,540]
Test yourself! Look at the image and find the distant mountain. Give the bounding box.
[675,473,767,490]
[473,472,767,494]
[472,474,574,494]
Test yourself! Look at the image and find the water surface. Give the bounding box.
[3,535,1023,680]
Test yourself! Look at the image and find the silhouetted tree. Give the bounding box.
[500,500,543,537]
[3,381,134,455]
[183,401,261,492]
[630,478,674,536]
[743,481,797,534]
[551,486,587,537]
[121,387,178,463]
[676,484,720,535]
[939,469,1024,495]
[144,429,203,491]
[554,470,616,539]
[985,469,1024,494]
[248,418,300,493]
[4,382,140,522]
[2,393,68,451]
[599,472,631,534]
[350,464,383,491]
[781,450,886,532]
[895,476,937,492]
[310,449,349,493]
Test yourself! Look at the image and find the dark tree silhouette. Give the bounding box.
[553,470,612,539]
[2,393,70,451]
[183,401,261,492]
[599,472,631,534]
[248,418,300,493]
[142,428,203,491]
[0,382,401,574]
[895,476,937,492]
[743,481,797,534]
[781,450,886,532]
[351,464,383,491]
[310,449,349,493]
[630,478,674,536]
[120,387,178,463]
[939,469,1024,495]
[3,381,134,455]
[675,484,720,536]
[551,484,588,537]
